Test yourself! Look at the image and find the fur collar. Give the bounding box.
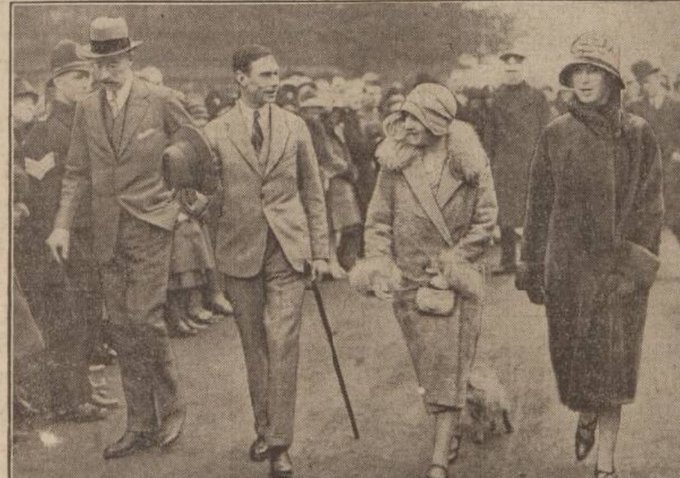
[375,118,488,185]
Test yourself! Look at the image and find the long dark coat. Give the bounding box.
[16,100,102,410]
[628,95,680,229]
[520,109,664,412]
[484,82,551,227]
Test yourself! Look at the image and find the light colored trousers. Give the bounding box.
[223,230,306,448]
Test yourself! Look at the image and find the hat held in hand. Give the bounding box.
[162,125,215,193]
[81,17,142,59]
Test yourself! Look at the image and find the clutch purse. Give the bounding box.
[415,286,456,316]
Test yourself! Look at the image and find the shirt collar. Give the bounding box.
[239,99,269,122]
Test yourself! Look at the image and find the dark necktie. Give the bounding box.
[252,110,264,154]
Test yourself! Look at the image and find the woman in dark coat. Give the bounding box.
[517,32,664,478]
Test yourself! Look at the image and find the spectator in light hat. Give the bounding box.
[46,15,198,460]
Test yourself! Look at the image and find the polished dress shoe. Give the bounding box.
[269,447,293,478]
[103,431,154,459]
[249,436,269,462]
[91,391,120,408]
[58,403,108,423]
[157,407,186,448]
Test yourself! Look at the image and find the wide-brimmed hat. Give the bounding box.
[47,40,91,87]
[81,17,142,59]
[559,31,624,89]
[630,60,661,84]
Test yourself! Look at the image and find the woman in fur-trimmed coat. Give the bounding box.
[351,83,497,478]
[517,32,664,478]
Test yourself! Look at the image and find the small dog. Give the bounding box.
[466,363,514,443]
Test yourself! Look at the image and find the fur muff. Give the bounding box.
[349,256,402,296]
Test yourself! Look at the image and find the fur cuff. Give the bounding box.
[349,256,402,295]
[437,249,483,299]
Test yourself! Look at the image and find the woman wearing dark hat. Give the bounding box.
[517,32,664,478]
[351,83,497,478]
[18,39,118,422]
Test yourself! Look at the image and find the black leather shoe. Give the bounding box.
[269,447,293,478]
[249,436,269,462]
[157,407,186,448]
[103,431,154,459]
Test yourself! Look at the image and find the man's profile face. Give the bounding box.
[238,55,280,107]
[94,54,133,91]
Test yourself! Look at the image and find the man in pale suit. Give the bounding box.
[47,17,199,459]
[204,45,329,478]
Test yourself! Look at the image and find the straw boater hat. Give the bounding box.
[559,31,624,89]
[47,40,91,87]
[81,17,143,59]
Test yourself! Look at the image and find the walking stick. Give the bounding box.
[309,281,360,439]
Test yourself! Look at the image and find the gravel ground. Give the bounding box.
[12,231,680,478]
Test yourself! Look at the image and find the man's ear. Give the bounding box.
[235,70,247,87]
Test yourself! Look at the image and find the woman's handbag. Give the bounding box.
[415,286,456,316]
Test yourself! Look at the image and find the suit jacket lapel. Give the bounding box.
[402,159,454,247]
[119,79,151,155]
[263,105,290,177]
[436,164,464,209]
[224,107,264,176]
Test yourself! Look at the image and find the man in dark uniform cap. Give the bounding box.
[47,17,204,459]
[484,51,551,274]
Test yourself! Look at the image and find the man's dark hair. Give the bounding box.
[233,44,273,74]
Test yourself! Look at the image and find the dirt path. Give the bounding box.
[12,232,680,478]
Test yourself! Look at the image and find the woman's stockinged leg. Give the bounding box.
[596,405,622,474]
[428,409,461,477]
